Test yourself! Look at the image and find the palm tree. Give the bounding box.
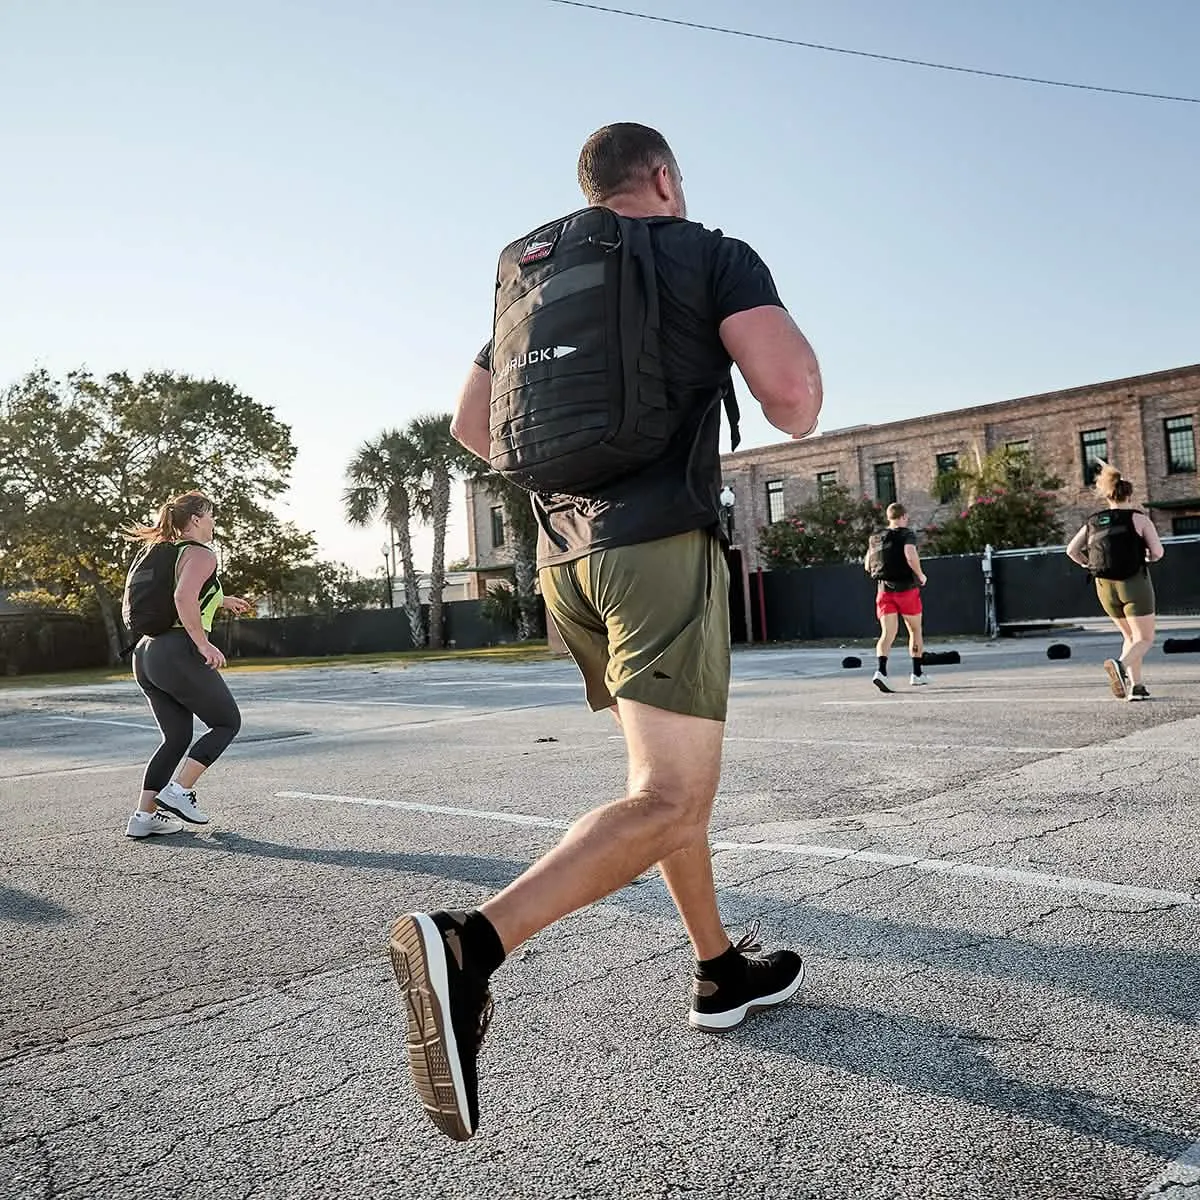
[407,414,461,650]
[464,462,540,641]
[343,430,425,647]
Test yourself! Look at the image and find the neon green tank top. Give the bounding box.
[174,544,224,633]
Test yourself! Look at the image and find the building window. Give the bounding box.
[874,462,897,506]
[816,470,838,497]
[1172,515,1200,536]
[1079,429,1108,485]
[490,505,505,548]
[765,479,785,524]
[935,452,960,500]
[1165,415,1196,474]
[1006,439,1031,457]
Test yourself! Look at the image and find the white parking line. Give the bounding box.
[1137,1137,1200,1198]
[274,790,1199,908]
[724,737,1074,754]
[43,715,157,731]
[824,697,1116,706]
[276,790,569,830]
[263,697,468,710]
[606,735,1073,753]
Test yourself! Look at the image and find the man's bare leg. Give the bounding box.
[480,698,725,954]
[604,704,729,960]
[875,612,899,659]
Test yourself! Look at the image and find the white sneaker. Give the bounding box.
[126,809,184,838]
[910,674,929,686]
[155,781,210,825]
[872,671,893,693]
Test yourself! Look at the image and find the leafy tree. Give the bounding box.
[344,430,425,646]
[0,368,302,662]
[256,559,382,617]
[757,484,885,568]
[923,446,1064,553]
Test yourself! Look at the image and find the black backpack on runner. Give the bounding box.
[865,530,911,583]
[1085,509,1145,580]
[487,207,739,494]
[121,539,207,640]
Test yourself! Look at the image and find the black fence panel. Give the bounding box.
[992,537,1200,623]
[0,615,109,676]
[1151,541,1200,616]
[220,608,417,658]
[217,596,537,660]
[759,555,986,642]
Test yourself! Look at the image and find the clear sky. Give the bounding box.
[3,0,1197,579]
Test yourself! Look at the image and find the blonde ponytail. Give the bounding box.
[1094,463,1134,504]
[122,491,213,543]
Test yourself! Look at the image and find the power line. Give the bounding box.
[547,0,1200,106]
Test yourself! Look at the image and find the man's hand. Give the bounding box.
[222,596,252,616]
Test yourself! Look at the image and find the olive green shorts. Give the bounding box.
[1095,570,1156,619]
[540,529,731,722]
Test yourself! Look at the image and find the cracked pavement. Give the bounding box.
[1,637,1199,1199]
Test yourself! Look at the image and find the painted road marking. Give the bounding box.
[43,715,157,731]
[608,735,1077,754]
[274,791,1199,908]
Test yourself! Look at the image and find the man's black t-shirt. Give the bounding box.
[878,527,919,591]
[475,215,784,567]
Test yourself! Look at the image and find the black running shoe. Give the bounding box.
[1129,683,1150,702]
[1103,658,1131,699]
[689,927,806,1032]
[389,911,493,1141]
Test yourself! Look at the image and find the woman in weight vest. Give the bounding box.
[1065,463,1164,701]
[121,491,251,837]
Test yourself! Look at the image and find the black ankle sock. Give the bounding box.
[877,656,888,675]
[696,942,747,983]
[460,910,506,978]
[911,655,923,677]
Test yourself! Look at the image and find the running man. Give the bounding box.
[388,123,823,1141]
[866,502,928,692]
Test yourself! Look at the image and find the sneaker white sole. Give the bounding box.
[688,961,807,1031]
[124,825,179,839]
[872,677,893,694]
[389,913,473,1141]
[1103,660,1129,700]
[154,796,210,825]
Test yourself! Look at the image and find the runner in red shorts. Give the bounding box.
[863,502,927,692]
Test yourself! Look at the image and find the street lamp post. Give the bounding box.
[381,543,393,609]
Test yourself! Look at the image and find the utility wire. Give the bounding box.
[548,0,1200,105]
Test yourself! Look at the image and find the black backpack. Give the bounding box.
[121,540,206,640]
[1086,509,1145,580]
[487,207,739,493]
[865,530,910,582]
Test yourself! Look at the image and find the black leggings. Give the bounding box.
[133,631,242,792]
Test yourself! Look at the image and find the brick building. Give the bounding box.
[462,364,1200,587]
[721,363,1200,569]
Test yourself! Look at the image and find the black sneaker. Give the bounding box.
[1103,658,1131,700]
[689,927,806,1032]
[388,911,493,1141]
[1129,684,1150,702]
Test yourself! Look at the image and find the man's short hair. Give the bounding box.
[577,123,678,204]
[886,502,907,521]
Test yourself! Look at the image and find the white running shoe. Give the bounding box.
[155,781,210,825]
[910,674,929,686]
[872,671,893,693]
[125,809,184,838]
